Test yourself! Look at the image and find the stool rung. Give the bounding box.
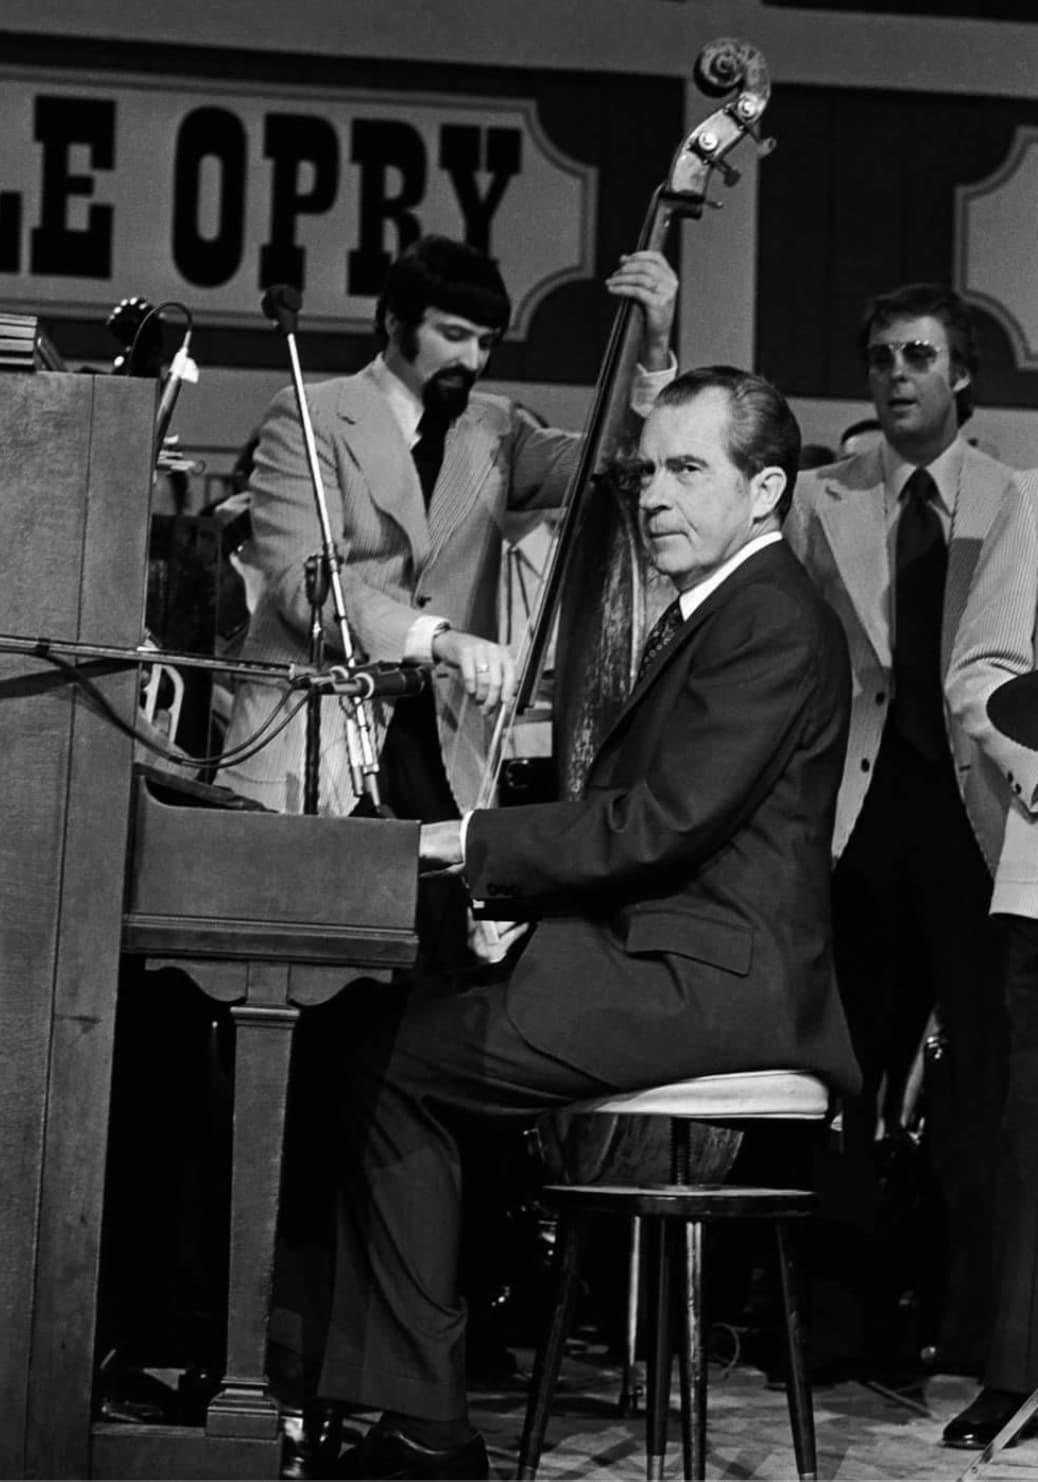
[545,1183,816,1220]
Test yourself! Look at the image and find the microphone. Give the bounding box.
[153,328,198,456]
[291,662,429,699]
[351,664,428,699]
[261,284,302,336]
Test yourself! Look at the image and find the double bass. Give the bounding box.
[479,37,774,812]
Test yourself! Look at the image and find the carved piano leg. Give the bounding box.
[207,963,299,1441]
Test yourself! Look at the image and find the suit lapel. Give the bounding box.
[804,441,1009,674]
[942,443,1010,672]
[602,543,785,749]
[425,400,498,562]
[812,451,891,668]
[335,368,431,566]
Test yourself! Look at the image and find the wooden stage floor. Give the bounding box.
[464,1344,1038,1481]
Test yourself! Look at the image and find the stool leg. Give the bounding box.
[517,1213,586,1480]
[676,1219,707,1481]
[619,1216,642,1417]
[644,1216,672,1481]
[775,1221,817,1481]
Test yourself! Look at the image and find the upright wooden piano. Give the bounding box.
[0,371,418,1480]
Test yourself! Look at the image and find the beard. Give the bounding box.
[421,365,477,423]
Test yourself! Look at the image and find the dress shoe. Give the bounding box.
[942,1387,1037,1449]
[281,1401,351,1480]
[334,1425,489,1479]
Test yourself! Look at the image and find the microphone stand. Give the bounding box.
[303,552,332,815]
[0,630,427,700]
[261,284,382,813]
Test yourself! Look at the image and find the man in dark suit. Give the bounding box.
[316,366,858,1480]
[223,238,677,1440]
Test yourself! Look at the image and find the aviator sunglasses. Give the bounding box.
[864,340,942,373]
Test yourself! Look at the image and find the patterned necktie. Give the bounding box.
[636,598,685,684]
[411,410,449,508]
[891,466,947,759]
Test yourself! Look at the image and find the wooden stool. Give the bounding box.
[517,1069,829,1481]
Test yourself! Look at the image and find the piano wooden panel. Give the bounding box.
[0,372,420,1481]
[0,371,155,1482]
[124,773,418,976]
[101,772,418,1479]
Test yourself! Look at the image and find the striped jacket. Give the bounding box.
[221,363,579,815]
[785,439,1023,869]
[946,471,1038,916]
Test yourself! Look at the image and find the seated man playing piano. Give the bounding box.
[313,367,860,1480]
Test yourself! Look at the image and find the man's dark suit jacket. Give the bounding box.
[465,540,861,1099]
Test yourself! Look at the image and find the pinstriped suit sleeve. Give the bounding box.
[506,410,581,510]
[946,472,1038,811]
[247,387,418,662]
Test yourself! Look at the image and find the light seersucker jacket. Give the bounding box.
[221,363,579,815]
[785,439,1023,869]
[945,471,1038,918]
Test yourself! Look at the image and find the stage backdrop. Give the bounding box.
[757,82,1038,416]
[0,37,684,385]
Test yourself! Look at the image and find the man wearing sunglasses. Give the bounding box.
[785,282,1019,1386]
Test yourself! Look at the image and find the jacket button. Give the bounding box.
[876,692,886,704]
[861,758,870,773]
[416,594,430,608]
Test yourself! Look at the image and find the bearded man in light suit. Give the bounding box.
[222,235,676,822]
[317,367,857,1480]
[785,282,1022,1378]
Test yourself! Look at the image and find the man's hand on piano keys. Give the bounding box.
[419,819,464,871]
[467,912,532,964]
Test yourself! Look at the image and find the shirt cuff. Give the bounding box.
[405,614,450,664]
[631,351,677,417]
[459,809,473,864]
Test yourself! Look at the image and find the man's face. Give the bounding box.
[865,313,967,460]
[636,389,782,592]
[385,307,501,419]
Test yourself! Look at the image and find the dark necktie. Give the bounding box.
[636,598,685,684]
[891,467,947,759]
[411,410,449,508]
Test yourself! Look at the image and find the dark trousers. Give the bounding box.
[274,693,600,1416]
[269,690,468,1390]
[317,971,610,1420]
[825,725,1005,1368]
[986,913,1038,1392]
